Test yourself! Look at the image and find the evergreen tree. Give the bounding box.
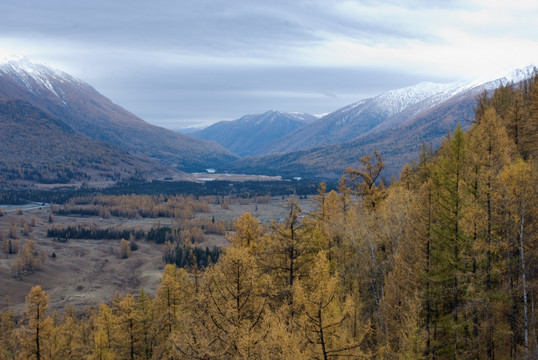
[92,303,115,360]
[17,285,52,360]
[429,124,470,357]
[0,309,16,359]
[294,251,369,359]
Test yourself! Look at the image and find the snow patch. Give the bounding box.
[0,56,86,103]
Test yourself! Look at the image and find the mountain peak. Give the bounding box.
[0,53,26,63]
[0,57,238,172]
[0,56,85,102]
[192,110,316,157]
[0,55,67,77]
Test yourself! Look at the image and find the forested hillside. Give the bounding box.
[0,80,536,358]
[0,58,238,172]
[0,99,169,185]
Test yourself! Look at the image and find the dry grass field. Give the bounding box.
[0,195,312,315]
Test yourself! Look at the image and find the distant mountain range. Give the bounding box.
[199,65,536,179]
[0,56,237,174]
[0,55,535,184]
[190,110,317,156]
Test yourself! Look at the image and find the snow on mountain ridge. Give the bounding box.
[339,64,537,125]
[0,56,85,104]
[462,64,537,91]
[372,81,460,116]
[228,110,314,127]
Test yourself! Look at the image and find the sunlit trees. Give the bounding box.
[11,239,44,279]
[498,159,538,358]
[17,285,52,360]
[346,150,386,209]
[259,197,314,309]
[171,246,270,359]
[92,303,115,360]
[0,309,15,359]
[114,293,139,360]
[152,265,191,358]
[0,79,536,359]
[294,251,369,359]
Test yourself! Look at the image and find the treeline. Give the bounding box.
[56,194,211,220]
[47,225,147,242]
[46,222,229,245]
[47,194,235,245]
[162,243,221,268]
[47,194,234,247]
[0,79,536,359]
[0,216,47,280]
[0,178,328,205]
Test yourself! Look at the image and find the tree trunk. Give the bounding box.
[518,203,529,360]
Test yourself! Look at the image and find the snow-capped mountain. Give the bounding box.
[191,110,317,157]
[233,64,536,179]
[264,81,461,154]
[0,56,238,172]
[0,55,84,102]
[265,64,536,155]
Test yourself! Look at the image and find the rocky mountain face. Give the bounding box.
[0,57,238,172]
[191,110,317,156]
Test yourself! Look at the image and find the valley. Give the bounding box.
[0,193,313,314]
[1,2,537,357]
[0,56,536,358]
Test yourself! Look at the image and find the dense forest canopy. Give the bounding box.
[0,78,537,359]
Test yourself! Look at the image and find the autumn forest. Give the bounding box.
[0,77,537,359]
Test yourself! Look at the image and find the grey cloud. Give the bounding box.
[0,1,321,56]
[97,64,448,127]
[2,0,529,129]
[0,0,446,56]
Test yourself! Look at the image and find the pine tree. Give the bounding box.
[346,150,386,209]
[92,303,115,360]
[498,159,538,359]
[505,90,526,154]
[429,124,470,357]
[0,309,16,359]
[172,246,269,359]
[465,106,516,358]
[228,212,262,248]
[260,197,313,308]
[378,185,426,358]
[55,306,86,359]
[135,288,154,359]
[119,238,130,259]
[521,75,538,159]
[152,265,191,358]
[17,285,52,360]
[294,251,369,359]
[114,294,139,360]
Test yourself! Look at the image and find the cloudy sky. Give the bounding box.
[1,0,538,128]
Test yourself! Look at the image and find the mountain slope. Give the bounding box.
[0,99,171,185]
[233,66,536,179]
[266,65,537,155]
[232,93,478,179]
[191,110,316,156]
[0,57,238,171]
[265,82,459,154]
